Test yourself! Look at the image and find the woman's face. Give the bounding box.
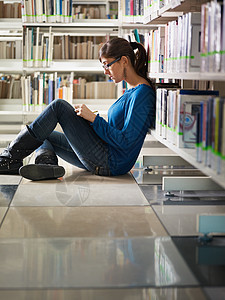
[101,56,125,83]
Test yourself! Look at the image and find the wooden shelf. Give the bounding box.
[151,130,225,189]
[24,60,103,73]
[23,19,119,27]
[0,19,22,29]
[0,59,23,73]
[144,0,208,25]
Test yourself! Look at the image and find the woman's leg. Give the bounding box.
[29,99,110,175]
[38,132,86,170]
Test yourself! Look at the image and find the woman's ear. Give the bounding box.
[121,56,129,66]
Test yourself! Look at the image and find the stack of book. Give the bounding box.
[23,27,53,68]
[85,81,116,99]
[21,72,73,112]
[73,78,116,100]
[53,35,105,60]
[149,12,202,73]
[23,27,110,67]
[21,0,118,23]
[0,1,21,18]
[0,41,22,59]
[122,0,144,23]
[73,5,107,20]
[156,87,219,148]
[196,96,225,176]
[21,0,73,23]
[156,86,225,176]
[201,0,225,73]
[144,0,164,19]
[21,72,116,111]
[0,75,22,99]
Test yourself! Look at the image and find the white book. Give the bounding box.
[177,16,182,73]
[34,27,39,67]
[21,0,27,22]
[164,24,168,73]
[64,0,69,23]
[47,27,53,67]
[25,27,30,67]
[27,0,33,22]
[214,1,221,72]
[24,77,30,112]
[15,40,22,59]
[1,41,6,59]
[161,90,168,139]
[21,76,26,111]
[200,3,207,72]
[186,12,201,72]
[36,0,43,22]
[209,2,216,72]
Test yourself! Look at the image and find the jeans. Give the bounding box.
[28,99,111,176]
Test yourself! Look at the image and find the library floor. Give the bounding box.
[0,141,225,300]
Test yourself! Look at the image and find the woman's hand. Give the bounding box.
[74,104,97,123]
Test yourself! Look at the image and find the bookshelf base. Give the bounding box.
[150,130,225,190]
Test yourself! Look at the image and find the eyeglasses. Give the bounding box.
[102,57,121,70]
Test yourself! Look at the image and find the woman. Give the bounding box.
[0,37,156,180]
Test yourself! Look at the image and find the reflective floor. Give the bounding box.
[0,145,225,300]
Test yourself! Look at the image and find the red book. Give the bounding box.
[130,0,133,16]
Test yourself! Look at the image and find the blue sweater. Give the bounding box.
[91,84,156,175]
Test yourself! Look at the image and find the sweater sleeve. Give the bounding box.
[91,87,155,150]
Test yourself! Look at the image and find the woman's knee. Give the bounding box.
[51,98,73,113]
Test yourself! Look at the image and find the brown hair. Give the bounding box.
[99,37,155,90]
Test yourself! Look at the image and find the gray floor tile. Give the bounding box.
[0,236,198,288]
[0,206,168,238]
[0,287,207,300]
[152,205,225,236]
[11,180,149,207]
[0,207,7,224]
[0,185,17,207]
[172,237,225,286]
[0,175,21,185]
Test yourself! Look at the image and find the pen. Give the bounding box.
[93,110,98,114]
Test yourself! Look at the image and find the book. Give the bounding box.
[186,12,201,72]
[176,90,219,148]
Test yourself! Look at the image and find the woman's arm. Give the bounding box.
[92,89,155,150]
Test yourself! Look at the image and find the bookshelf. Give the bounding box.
[144,0,225,188]
[121,0,225,189]
[0,0,119,134]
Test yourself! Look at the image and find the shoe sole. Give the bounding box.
[19,164,65,181]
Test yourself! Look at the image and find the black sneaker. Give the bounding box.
[19,164,65,181]
[0,157,22,175]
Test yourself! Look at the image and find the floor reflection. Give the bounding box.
[0,237,198,289]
